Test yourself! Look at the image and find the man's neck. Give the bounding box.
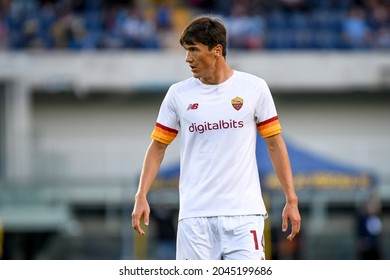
[200,63,233,85]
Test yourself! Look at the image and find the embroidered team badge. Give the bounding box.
[231,96,243,111]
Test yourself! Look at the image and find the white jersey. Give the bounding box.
[151,70,282,220]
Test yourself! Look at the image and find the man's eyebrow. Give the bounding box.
[184,45,198,50]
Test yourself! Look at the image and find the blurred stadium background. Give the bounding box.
[0,0,390,260]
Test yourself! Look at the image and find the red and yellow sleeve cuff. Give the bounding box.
[151,122,178,145]
[257,116,282,138]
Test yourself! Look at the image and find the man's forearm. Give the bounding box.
[265,135,297,203]
[136,140,167,198]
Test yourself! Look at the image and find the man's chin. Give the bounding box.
[192,73,201,79]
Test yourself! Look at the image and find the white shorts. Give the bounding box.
[176,215,266,260]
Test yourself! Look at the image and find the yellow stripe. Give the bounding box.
[258,121,282,138]
[151,128,177,145]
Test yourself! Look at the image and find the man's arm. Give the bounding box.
[132,139,168,235]
[264,133,301,241]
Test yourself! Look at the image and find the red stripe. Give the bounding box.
[250,230,259,250]
[257,116,279,127]
[155,122,178,134]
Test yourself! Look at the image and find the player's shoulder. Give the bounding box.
[170,77,198,91]
[234,70,268,87]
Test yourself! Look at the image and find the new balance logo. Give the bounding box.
[187,103,199,110]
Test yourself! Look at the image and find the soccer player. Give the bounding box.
[132,15,301,260]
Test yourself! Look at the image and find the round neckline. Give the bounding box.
[196,70,236,88]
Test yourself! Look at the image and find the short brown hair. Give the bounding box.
[180,16,227,57]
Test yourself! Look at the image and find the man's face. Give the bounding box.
[183,42,219,84]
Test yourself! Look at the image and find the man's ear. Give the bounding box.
[215,44,222,57]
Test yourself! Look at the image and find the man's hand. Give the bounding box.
[282,200,301,241]
[131,195,150,236]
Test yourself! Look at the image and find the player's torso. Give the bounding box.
[170,73,267,219]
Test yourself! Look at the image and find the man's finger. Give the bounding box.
[132,212,144,235]
[132,220,145,236]
[287,221,300,241]
[144,213,149,226]
[282,216,288,232]
[134,225,145,236]
[287,232,295,241]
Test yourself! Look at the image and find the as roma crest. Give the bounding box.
[231,96,243,111]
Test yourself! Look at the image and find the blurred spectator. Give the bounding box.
[364,0,390,48]
[223,1,265,49]
[51,4,88,49]
[0,13,9,49]
[341,6,372,48]
[374,26,390,48]
[154,3,173,31]
[153,3,178,49]
[99,5,126,49]
[356,191,383,260]
[120,7,160,49]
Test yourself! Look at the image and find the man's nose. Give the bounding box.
[185,52,193,63]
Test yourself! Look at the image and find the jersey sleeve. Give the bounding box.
[150,86,179,145]
[255,79,282,138]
